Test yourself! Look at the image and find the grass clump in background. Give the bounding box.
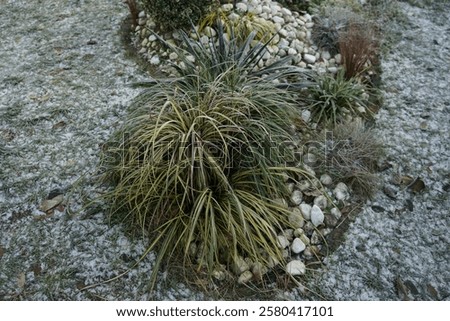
[99,27,312,291]
[338,22,379,80]
[303,70,373,126]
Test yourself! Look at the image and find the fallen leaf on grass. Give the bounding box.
[52,121,67,130]
[407,177,426,193]
[29,92,51,102]
[39,194,64,214]
[0,245,4,258]
[30,263,42,277]
[396,175,426,193]
[395,276,411,301]
[76,281,86,290]
[398,175,414,186]
[426,284,439,300]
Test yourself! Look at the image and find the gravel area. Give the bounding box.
[302,1,450,300]
[0,0,448,300]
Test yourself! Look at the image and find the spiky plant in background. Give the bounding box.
[304,69,373,126]
[311,6,363,55]
[134,23,310,97]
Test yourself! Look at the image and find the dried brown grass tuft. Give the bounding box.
[338,22,379,80]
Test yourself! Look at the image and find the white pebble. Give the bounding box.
[299,203,312,220]
[277,235,290,249]
[320,174,333,186]
[311,205,325,227]
[286,260,306,276]
[314,195,328,209]
[235,3,248,13]
[150,55,160,65]
[334,182,350,201]
[304,53,316,64]
[291,238,306,254]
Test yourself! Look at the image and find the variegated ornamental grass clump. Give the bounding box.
[100,26,313,289]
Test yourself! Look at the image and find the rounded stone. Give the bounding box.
[314,195,328,209]
[236,2,248,12]
[311,205,325,227]
[288,48,297,56]
[277,235,290,249]
[320,174,333,186]
[331,207,342,220]
[334,182,350,201]
[291,190,303,205]
[291,238,306,254]
[304,53,316,64]
[273,16,285,25]
[299,203,312,220]
[150,55,160,65]
[310,231,322,244]
[238,270,253,284]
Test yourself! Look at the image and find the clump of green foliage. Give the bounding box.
[304,70,372,126]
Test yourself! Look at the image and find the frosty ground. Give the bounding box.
[0,0,449,300]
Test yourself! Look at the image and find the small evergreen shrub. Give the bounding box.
[140,0,217,31]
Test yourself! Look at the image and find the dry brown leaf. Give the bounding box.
[52,121,67,130]
[408,177,426,193]
[39,194,64,213]
[395,276,411,301]
[426,284,439,300]
[0,245,4,258]
[399,175,414,186]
